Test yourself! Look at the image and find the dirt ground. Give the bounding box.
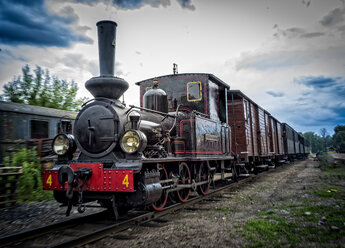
[89,158,345,248]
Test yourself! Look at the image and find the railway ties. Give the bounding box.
[0,161,296,248]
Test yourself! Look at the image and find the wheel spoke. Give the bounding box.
[177,162,191,202]
[152,164,168,211]
[197,162,210,195]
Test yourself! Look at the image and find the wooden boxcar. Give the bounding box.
[227,90,284,170]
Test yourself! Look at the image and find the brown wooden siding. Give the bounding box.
[258,107,268,156]
[228,99,252,161]
[269,117,277,154]
[276,122,284,155]
[265,112,271,155]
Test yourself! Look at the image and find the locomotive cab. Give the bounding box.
[136,73,231,158]
[138,73,229,123]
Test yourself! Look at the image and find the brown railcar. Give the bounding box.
[268,116,285,161]
[228,90,284,170]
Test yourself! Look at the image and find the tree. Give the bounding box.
[2,65,87,111]
[333,125,345,153]
[319,128,329,152]
[302,131,324,153]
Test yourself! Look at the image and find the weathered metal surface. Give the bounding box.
[143,84,168,113]
[178,116,226,156]
[85,21,129,100]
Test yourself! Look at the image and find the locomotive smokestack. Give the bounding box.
[97,20,116,76]
[85,20,129,100]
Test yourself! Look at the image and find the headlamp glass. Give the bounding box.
[53,134,70,155]
[121,130,141,153]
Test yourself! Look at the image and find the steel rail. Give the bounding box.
[0,211,108,247]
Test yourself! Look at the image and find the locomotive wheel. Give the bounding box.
[176,162,191,202]
[197,162,210,195]
[168,171,177,204]
[152,165,169,211]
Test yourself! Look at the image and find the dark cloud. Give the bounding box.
[266,91,284,97]
[297,75,342,89]
[176,0,195,10]
[73,0,195,10]
[295,75,345,125]
[0,0,92,47]
[273,25,325,39]
[320,7,345,27]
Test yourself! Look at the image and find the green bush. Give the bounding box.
[5,148,53,202]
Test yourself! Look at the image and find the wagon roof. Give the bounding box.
[282,122,299,135]
[230,89,285,123]
[135,73,230,89]
[229,90,270,112]
[0,101,77,119]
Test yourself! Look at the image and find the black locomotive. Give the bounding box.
[43,20,308,218]
[43,20,233,217]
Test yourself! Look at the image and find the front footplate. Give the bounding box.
[42,163,134,192]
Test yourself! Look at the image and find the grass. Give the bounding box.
[234,159,345,248]
[216,207,237,215]
[240,204,345,247]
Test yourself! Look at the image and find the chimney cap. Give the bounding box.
[96,20,117,26]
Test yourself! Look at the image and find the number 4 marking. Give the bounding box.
[46,174,52,187]
[122,174,129,188]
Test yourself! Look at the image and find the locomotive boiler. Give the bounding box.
[42,20,233,217]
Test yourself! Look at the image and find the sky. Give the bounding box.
[0,0,344,136]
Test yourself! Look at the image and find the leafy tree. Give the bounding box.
[333,125,345,152]
[302,131,324,153]
[2,64,87,111]
[319,128,330,152]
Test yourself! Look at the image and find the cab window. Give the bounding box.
[187,81,202,102]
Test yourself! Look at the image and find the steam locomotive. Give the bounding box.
[42,20,309,218]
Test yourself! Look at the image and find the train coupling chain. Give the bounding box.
[74,167,93,213]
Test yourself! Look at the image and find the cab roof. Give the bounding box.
[135,73,230,89]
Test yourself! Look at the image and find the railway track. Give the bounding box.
[0,164,292,248]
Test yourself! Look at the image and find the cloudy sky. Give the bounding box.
[0,0,344,135]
